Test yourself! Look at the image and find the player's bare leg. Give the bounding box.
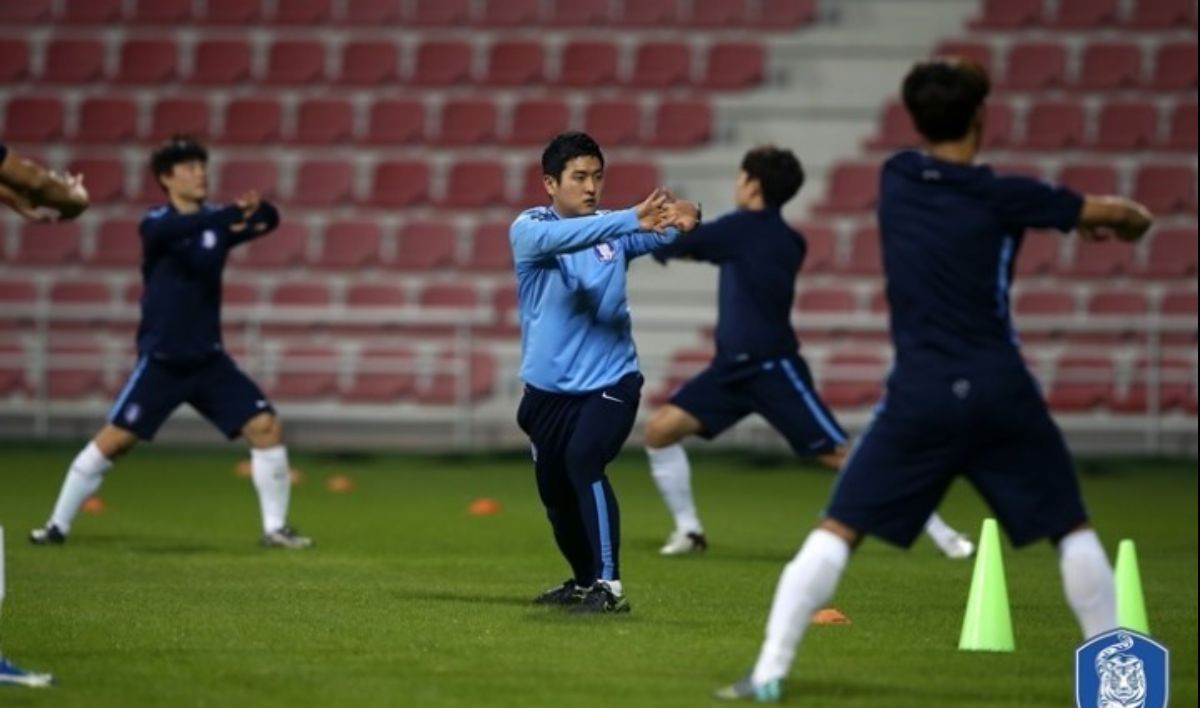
[645,405,708,554]
[30,425,136,545]
[243,413,311,549]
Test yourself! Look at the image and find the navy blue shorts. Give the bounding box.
[670,353,848,455]
[107,352,274,441]
[826,367,1088,548]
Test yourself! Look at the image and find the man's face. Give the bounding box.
[734,170,759,209]
[159,159,208,202]
[545,156,604,217]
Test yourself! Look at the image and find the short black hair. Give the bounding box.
[541,131,604,182]
[902,58,991,143]
[150,134,208,180]
[741,146,804,208]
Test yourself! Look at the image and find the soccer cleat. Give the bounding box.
[659,529,708,556]
[713,676,783,703]
[260,526,313,549]
[28,524,65,546]
[0,657,55,688]
[937,533,975,560]
[533,580,588,606]
[569,581,630,614]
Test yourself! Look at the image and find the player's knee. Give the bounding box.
[644,411,683,449]
[94,425,137,459]
[244,413,283,447]
[819,517,862,548]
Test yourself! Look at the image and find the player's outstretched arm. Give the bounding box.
[139,203,244,249]
[510,188,669,262]
[0,181,53,222]
[1077,196,1154,243]
[621,194,700,259]
[0,148,89,220]
[229,190,281,245]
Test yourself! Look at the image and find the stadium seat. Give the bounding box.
[1160,291,1197,316]
[1140,227,1198,278]
[969,0,1041,28]
[315,220,383,269]
[616,0,677,25]
[269,282,333,339]
[628,42,692,88]
[364,99,425,145]
[484,284,521,338]
[1052,0,1118,27]
[1094,103,1158,151]
[476,0,540,26]
[992,161,1044,179]
[339,40,399,85]
[292,160,356,207]
[42,39,105,83]
[202,0,261,24]
[1128,0,1194,27]
[1134,165,1196,214]
[222,280,260,308]
[601,162,659,208]
[367,160,431,207]
[115,40,177,84]
[508,99,570,146]
[0,0,50,21]
[420,284,479,309]
[0,39,29,82]
[237,221,309,269]
[273,345,340,400]
[89,218,141,267]
[814,163,879,214]
[584,99,642,146]
[346,283,406,307]
[292,99,354,145]
[265,40,326,84]
[1066,240,1137,278]
[702,42,765,90]
[821,352,886,408]
[417,350,497,405]
[983,102,1015,148]
[1002,43,1067,90]
[14,223,82,265]
[150,97,211,140]
[796,286,857,315]
[651,99,713,147]
[343,346,416,402]
[437,99,499,146]
[47,342,107,399]
[217,159,279,201]
[558,41,619,87]
[1151,42,1197,90]
[934,41,993,76]
[1014,231,1061,275]
[191,39,252,84]
[845,226,881,275]
[1015,287,1077,316]
[1049,355,1114,411]
[130,0,191,23]
[867,102,920,149]
[1111,356,1194,413]
[75,97,138,144]
[392,221,457,270]
[1077,43,1142,91]
[2,95,63,142]
[342,0,401,23]
[464,222,513,271]
[274,0,332,23]
[441,161,508,208]
[753,0,817,27]
[222,98,283,144]
[68,158,126,205]
[1165,103,1197,150]
[411,41,473,86]
[1058,164,1119,195]
[49,281,114,332]
[1088,290,1150,317]
[0,343,28,395]
[484,41,545,86]
[1022,101,1086,149]
[0,277,37,332]
[410,0,469,24]
[688,0,749,26]
[547,0,608,25]
[796,223,836,273]
[516,163,551,207]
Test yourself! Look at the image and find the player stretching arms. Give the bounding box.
[29,136,311,549]
[512,132,698,613]
[644,146,973,560]
[717,59,1151,702]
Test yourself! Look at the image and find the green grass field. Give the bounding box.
[0,443,1195,707]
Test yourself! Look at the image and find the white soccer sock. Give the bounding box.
[250,446,291,533]
[601,579,624,596]
[752,529,850,685]
[646,444,702,533]
[1058,528,1117,639]
[924,512,961,547]
[49,442,113,534]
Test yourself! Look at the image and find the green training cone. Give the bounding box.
[1115,539,1150,635]
[958,518,1015,652]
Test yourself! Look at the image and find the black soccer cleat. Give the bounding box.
[28,524,66,546]
[569,582,631,614]
[260,526,313,549]
[533,580,588,606]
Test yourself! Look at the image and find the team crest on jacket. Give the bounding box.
[594,242,616,262]
[1075,629,1168,708]
[202,230,217,249]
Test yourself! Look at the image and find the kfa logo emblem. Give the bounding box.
[202,229,218,249]
[1075,629,1168,708]
[594,242,616,263]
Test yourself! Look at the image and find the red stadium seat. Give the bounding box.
[0,0,50,21]
[485,284,521,338]
[75,97,138,144]
[1053,0,1119,27]
[202,0,261,24]
[274,0,332,23]
[364,99,424,145]
[1058,164,1119,195]
[983,102,1015,148]
[969,0,1041,28]
[651,99,712,147]
[1128,0,1194,27]
[411,41,473,86]
[1165,103,1197,150]
[1002,42,1067,90]
[796,286,857,314]
[584,99,642,146]
[547,0,608,25]
[417,350,496,404]
[845,226,881,275]
[89,218,141,267]
[217,159,279,201]
[410,0,469,25]
[1077,43,1142,91]
[14,223,82,265]
[271,282,332,306]
[343,346,416,402]
[934,41,993,76]
[1160,291,1197,316]
[1094,103,1158,151]
[115,40,177,84]
[1151,42,1197,90]
[346,283,406,307]
[292,99,354,145]
[517,163,551,207]
[237,221,309,269]
[0,277,38,332]
[992,161,1044,179]
[47,342,106,399]
[342,0,401,24]
[441,161,508,208]
[508,99,570,146]
[0,343,29,395]
[191,39,252,84]
[437,99,498,146]
[393,221,457,270]
[265,40,325,85]
[798,224,837,273]
[1134,165,1196,214]
[1088,290,1150,317]
[1049,355,1114,411]
[1111,356,1194,413]
[150,97,211,140]
[1140,227,1198,278]
[702,42,764,90]
[43,39,106,83]
[420,283,479,309]
[223,280,261,307]
[1015,232,1061,276]
[340,41,399,85]
[131,0,191,23]
[484,41,544,86]
[477,0,540,26]
[3,95,64,142]
[0,39,30,82]
[689,0,749,26]
[316,220,384,269]
[821,352,886,408]
[616,0,677,25]
[601,162,659,208]
[222,98,282,144]
[867,102,920,149]
[628,42,692,88]
[1022,101,1086,149]
[293,160,355,207]
[67,158,126,205]
[559,41,620,87]
[50,280,112,306]
[367,160,431,207]
[753,0,816,27]
[1015,287,1076,316]
[814,163,879,215]
[273,345,339,400]
[464,222,513,271]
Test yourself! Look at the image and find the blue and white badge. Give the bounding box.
[202,229,218,249]
[124,403,142,424]
[1075,629,1168,708]
[594,242,616,263]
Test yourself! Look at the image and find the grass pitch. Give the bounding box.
[0,443,1195,707]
